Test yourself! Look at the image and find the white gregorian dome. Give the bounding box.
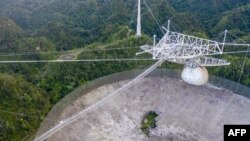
[181,66,209,85]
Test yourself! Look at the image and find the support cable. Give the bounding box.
[236,45,249,92]
[0,58,154,64]
[142,0,165,34]
[34,59,164,141]
[0,46,141,57]
[0,109,57,122]
[226,31,249,91]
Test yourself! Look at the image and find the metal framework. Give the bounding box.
[137,0,250,68]
[136,24,250,68]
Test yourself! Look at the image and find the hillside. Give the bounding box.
[211,4,250,35]
[0,74,50,141]
[0,0,249,51]
[0,16,23,51]
[0,0,249,140]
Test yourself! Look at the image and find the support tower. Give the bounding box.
[136,0,142,36]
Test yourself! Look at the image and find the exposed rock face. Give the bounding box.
[44,77,250,141]
[181,67,209,85]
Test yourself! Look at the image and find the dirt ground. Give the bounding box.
[46,77,250,141]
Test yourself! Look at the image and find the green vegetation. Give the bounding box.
[0,74,50,141]
[141,111,158,137]
[0,0,249,140]
[211,55,250,86]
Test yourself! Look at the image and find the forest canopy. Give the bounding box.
[0,0,249,140]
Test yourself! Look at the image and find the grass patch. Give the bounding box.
[140,111,158,137]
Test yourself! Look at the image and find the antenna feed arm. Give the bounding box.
[162,26,168,32]
[136,51,146,56]
[136,49,153,56]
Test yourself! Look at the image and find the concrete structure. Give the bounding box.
[38,74,250,141]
